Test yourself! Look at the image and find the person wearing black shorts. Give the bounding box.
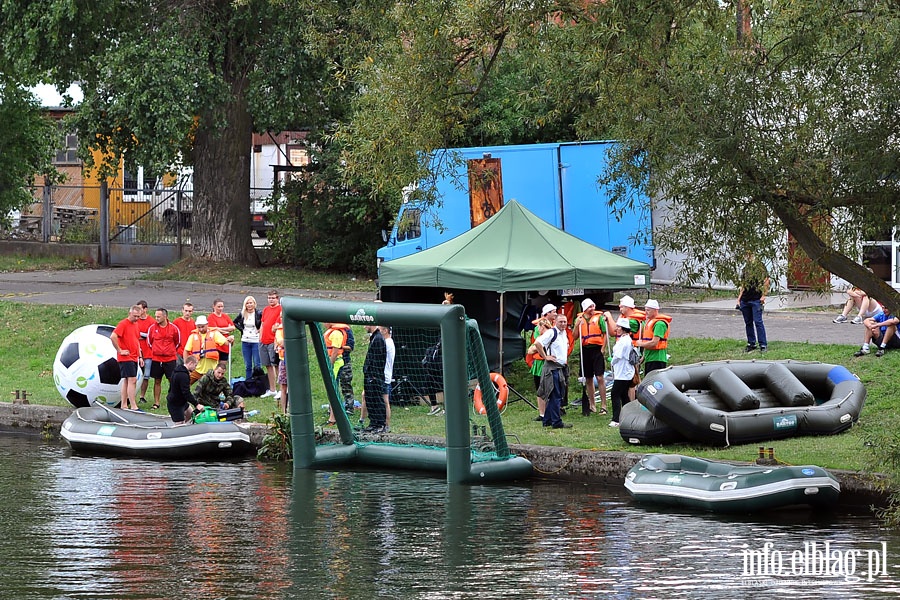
[573,298,615,416]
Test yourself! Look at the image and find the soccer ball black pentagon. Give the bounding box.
[53,324,129,407]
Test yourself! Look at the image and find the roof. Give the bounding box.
[378,200,651,292]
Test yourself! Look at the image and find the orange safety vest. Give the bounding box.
[640,314,672,350]
[576,312,606,347]
[187,330,220,362]
[626,309,646,342]
[324,326,347,350]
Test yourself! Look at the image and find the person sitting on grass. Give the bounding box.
[834,286,881,325]
[854,307,900,358]
[194,361,244,410]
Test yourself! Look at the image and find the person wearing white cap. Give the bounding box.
[573,298,616,416]
[609,317,638,428]
[183,314,233,384]
[635,299,671,375]
[618,295,645,340]
[533,313,573,429]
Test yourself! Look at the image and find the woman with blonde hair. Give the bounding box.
[233,295,263,381]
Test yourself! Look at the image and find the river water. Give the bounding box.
[1,433,899,599]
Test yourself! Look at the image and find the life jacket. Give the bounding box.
[576,312,606,347]
[187,330,219,362]
[640,314,672,350]
[327,323,353,360]
[626,309,646,342]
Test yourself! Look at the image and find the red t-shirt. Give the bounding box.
[137,315,153,357]
[260,305,282,345]
[148,321,181,362]
[207,312,235,353]
[113,318,141,363]
[172,317,195,355]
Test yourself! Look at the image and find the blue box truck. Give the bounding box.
[376,140,655,279]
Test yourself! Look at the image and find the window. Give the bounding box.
[397,208,421,242]
[53,133,79,165]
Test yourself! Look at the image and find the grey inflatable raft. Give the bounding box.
[61,404,255,459]
[624,360,865,446]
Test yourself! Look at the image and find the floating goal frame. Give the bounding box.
[282,297,532,484]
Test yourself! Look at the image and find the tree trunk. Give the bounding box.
[191,80,259,265]
[771,199,900,315]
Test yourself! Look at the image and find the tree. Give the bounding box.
[0,81,57,221]
[0,0,333,264]
[339,1,900,314]
[537,0,900,312]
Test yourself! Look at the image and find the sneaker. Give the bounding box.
[759,346,767,353]
[261,389,275,398]
[274,390,282,400]
[876,348,885,358]
[533,416,544,422]
[139,397,147,404]
[833,315,848,324]
[552,422,573,429]
[853,348,869,357]
[851,316,863,325]
[609,421,620,428]
[745,344,757,353]
[381,425,391,433]
[428,405,442,415]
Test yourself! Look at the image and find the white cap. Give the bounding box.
[581,298,595,311]
[541,303,557,316]
[645,299,660,310]
[616,317,632,330]
[619,295,635,308]
[195,315,208,325]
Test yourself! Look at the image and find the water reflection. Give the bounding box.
[0,434,898,599]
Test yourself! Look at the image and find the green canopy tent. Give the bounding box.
[379,200,651,369]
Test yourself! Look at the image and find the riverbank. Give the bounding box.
[4,402,886,509]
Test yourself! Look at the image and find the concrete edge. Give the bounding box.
[3,402,887,508]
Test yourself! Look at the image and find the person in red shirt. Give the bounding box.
[172,302,195,363]
[207,298,236,363]
[110,305,142,410]
[259,290,282,397]
[136,299,154,404]
[147,307,181,410]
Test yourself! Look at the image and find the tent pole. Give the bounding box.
[498,292,504,371]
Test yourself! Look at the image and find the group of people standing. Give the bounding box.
[525,294,672,429]
[107,290,286,423]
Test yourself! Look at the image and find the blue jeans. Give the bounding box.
[242,341,261,380]
[740,299,767,347]
[542,368,564,427]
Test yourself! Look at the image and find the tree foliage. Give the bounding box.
[535,0,900,311]
[0,81,58,220]
[0,0,335,264]
[338,0,900,312]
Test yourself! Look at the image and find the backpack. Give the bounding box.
[233,366,268,397]
[422,339,442,366]
[627,346,642,367]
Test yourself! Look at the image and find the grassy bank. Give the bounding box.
[7,300,893,472]
[144,260,377,293]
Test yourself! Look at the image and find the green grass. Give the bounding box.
[144,260,377,293]
[0,255,91,272]
[7,299,895,472]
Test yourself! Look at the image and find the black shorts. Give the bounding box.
[119,360,138,378]
[581,344,605,379]
[874,332,900,349]
[150,360,177,381]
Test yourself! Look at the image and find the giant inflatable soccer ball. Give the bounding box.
[53,324,136,407]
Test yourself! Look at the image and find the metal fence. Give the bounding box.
[6,183,274,245]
